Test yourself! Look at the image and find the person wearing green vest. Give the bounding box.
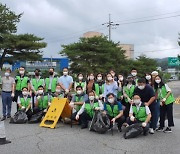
[74,73,86,93]
[154,75,175,133]
[34,85,51,114]
[17,87,32,120]
[14,66,30,111]
[51,85,64,100]
[30,69,45,110]
[70,85,88,122]
[103,93,125,131]
[45,68,58,94]
[131,68,139,86]
[123,75,135,118]
[75,90,103,129]
[128,94,152,136]
[94,73,105,100]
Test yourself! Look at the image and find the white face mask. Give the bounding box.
[38,90,44,94]
[145,75,151,80]
[56,89,61,93]
[138,85,145,90]
[119,77,123,81]
[77,90,82,95]
[134,99,141,105]
[107,76,112,81]
[22,91,28,96]
[63,71,68,75]
[89,96,95,101]
[89,76,94,80]
[131,72,137,77]
[155,79,161,84]
[5,72,10,77]
[97,77,102,81]
[19,71,24,75]
[78,76,83,80]
[108,98,114,104]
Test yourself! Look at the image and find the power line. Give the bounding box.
[115,14,180,26]
[135,47,180,53]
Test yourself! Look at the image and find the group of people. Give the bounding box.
[0,66,175,136]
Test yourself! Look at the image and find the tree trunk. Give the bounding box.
[0,49,7,69]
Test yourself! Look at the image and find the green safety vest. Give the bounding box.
[84,100,99,118]
[124,85,135,103]
[75,95,84,111]
[158,85,175,105]
[38,95,49,110]
[117,89,123,99]
[132,104,147,122]
[16,76,29,91]
[106,103,119,117]
[95,83,104,96]
[75,81,85,89]
[51,93,64,101]
[45,77,58,93]
[32,78,44,91]
[19,97,31,109]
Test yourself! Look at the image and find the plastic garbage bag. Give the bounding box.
[10,111,28,124]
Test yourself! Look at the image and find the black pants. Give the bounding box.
[108,115,125,128]
[79,112,92,126]
[127,117,149,134]
[26,109,33,120]
[32,92,36,111]
[13,90,22,111]
[122,102,130,119]
[160,103,174,127]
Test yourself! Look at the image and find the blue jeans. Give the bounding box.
[1,91,12,117]
[149,101,160,129]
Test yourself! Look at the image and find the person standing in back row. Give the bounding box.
[45,68,58,95]
[58,67,73,98]
[14,66,30,111]
[1,68,15,121]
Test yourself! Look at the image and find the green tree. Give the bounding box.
[61,36,129,74]
[0,3,47,69]
[132,55,158,77]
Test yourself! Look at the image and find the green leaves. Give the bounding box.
[61,36,158,76]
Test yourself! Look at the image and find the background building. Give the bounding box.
[83,31,103,38]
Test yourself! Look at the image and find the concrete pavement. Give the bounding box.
[0,81,180,154]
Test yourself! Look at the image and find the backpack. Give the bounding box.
[89,111,110,134]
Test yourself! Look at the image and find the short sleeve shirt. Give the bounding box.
[2,76,15,92]
[58,75,73,89]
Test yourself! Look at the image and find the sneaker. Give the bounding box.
[156,127,164,132]
[149,128,155,134]
[163,127,172,133]
[1,116,6,121]
[7,115,11,118]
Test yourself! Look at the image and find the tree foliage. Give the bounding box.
[61,36,157,76]
[61,36,129,74]
[0,3,47,69]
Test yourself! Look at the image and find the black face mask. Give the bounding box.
[35,72,40,76]
[49,72,53,75]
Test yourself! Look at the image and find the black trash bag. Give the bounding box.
[10,111,28,124]
[89,111,110,134]
[124,123,143,139]
[28,111,44,124]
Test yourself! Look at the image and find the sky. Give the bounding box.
[1,0,180,59]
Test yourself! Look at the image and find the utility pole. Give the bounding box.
[102,14,119,41]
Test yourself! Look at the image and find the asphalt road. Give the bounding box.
[0,81,180,154]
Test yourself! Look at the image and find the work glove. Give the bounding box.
[43,109,47,112]
[21,106,25,110]
[130,116,135,122]
[37,96,41,100]
[142,122,147,127]
[75,114,79,120]
[162,98,166,102]
[48,102,51,106]
[65,89,69,94]
[11,93,15,98]
[94,107,100,110]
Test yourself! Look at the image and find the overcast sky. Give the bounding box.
[1,0,180,59]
